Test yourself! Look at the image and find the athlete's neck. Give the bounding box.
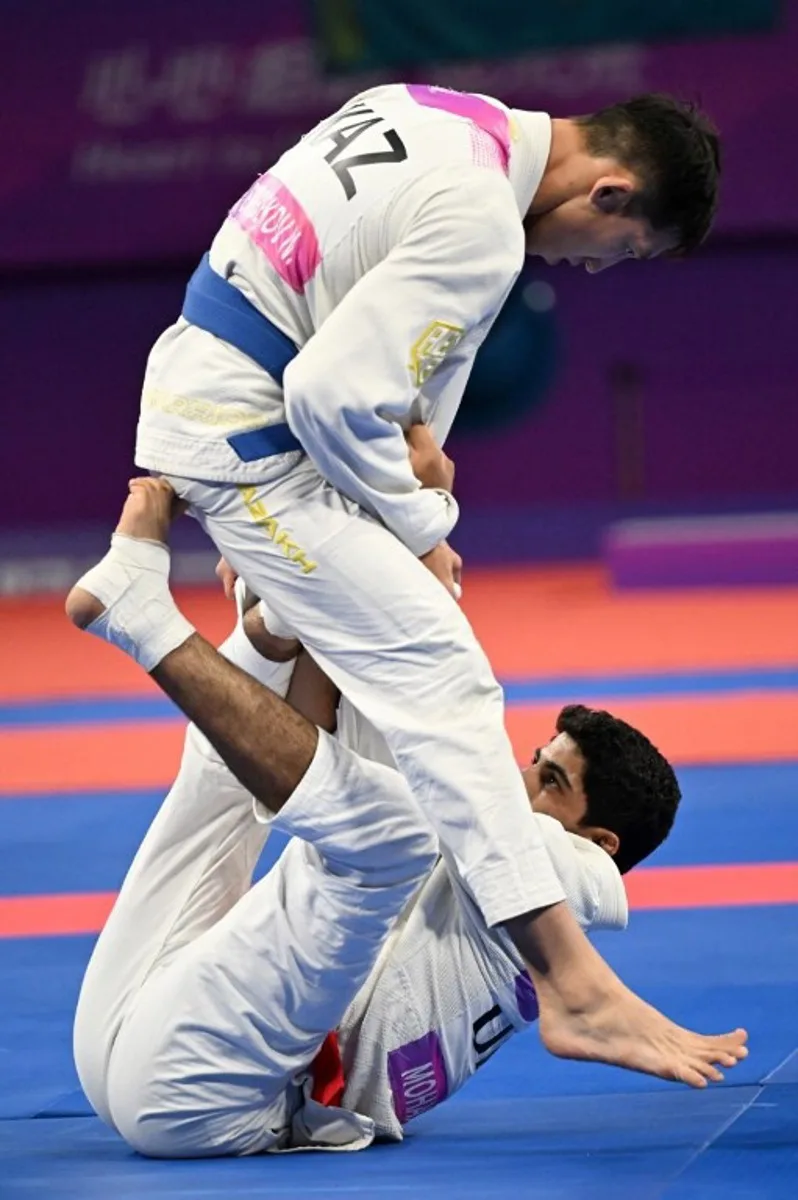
[527,118,588,217]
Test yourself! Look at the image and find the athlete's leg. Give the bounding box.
[74,620,299,1125]
[67,483,436,1155]
[142,474,747,1087]
[105,738,434,1157]
[166,466,562,927]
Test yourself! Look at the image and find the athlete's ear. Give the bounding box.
[584,827,620,858]
[590,179,634,215]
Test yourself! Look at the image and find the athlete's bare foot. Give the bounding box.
[114,476,179,544]
[65,477,179,630]
[506,908,748,1088]
[538,977,747,1088]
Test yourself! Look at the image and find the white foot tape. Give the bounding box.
[76,533,195,672]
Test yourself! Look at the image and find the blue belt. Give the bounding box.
[181,253,303,463]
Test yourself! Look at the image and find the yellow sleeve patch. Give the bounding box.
[409,321,465,388]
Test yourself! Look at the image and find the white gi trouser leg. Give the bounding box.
[73,625,289,1127]
[167,463,565,928]
[74,632,435,1158]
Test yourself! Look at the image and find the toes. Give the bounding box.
[682,1059,723,1087]
[680,1067,709,1089]
[708,1034,749,1061]
[718,1047,748,1066]
[127,476,174,498]
[694,1040,747,1069]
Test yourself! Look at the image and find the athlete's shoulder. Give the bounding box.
[564,830,629,932]
[349,81,506,114]
[532,814,629,933]
[390,162,525,270]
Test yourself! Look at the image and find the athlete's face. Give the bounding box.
[524,179,678,273]
[522,732,620,860]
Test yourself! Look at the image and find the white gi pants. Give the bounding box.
[73,642,436,1158]
[167,460,564,928]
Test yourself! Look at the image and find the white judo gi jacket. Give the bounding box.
[135,83,552,557]
[328,705,629,1142]
[336,817,628,1140]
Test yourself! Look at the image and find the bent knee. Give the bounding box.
[72,993,119,1127]
[110,1079,279,1159]
[106,1016,283,1158]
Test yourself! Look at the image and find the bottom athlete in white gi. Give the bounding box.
[67,479,747,1157]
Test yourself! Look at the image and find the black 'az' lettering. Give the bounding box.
[317,101,408,200]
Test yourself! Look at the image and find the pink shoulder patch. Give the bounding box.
[406,84,510,173]
[229,174,321,293]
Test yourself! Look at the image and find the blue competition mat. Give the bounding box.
[2,684,797,1197]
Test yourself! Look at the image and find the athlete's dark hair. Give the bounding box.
[556,703,680,874]
[577,93,721,255]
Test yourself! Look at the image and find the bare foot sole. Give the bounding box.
[538,983,748,1088]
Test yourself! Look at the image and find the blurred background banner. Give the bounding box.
[0,0,797,267]
[312,0,781,70]
[1,1,797,559]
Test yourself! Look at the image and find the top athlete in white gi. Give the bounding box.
[124,84,740,1080]
[68,480,747,1156]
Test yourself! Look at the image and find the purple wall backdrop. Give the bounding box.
[1,0,798,263]
[451,246,798,510]
[0,3,796,541]
[0,244,795,530]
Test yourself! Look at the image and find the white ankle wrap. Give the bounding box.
[77,533,195,672]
